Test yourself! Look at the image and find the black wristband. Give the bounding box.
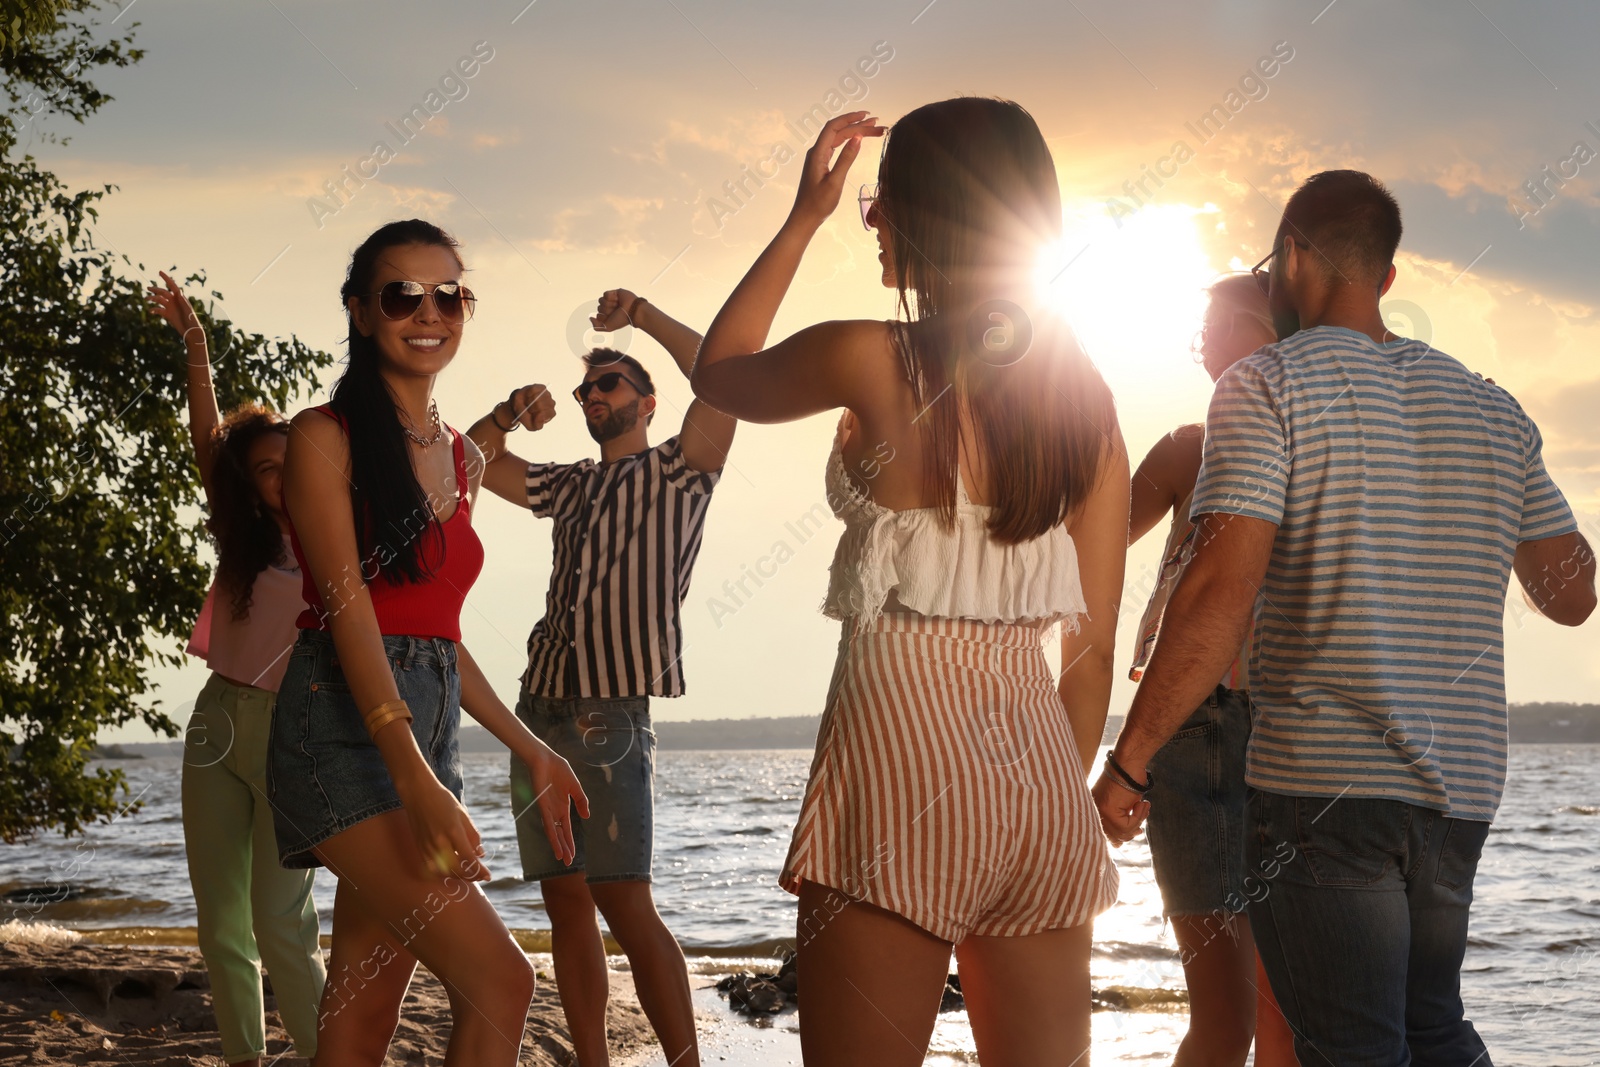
[1105,751,1154,794]
[490,402,513,433]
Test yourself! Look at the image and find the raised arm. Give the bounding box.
[284,409,484,879]
[692,111,886,424]
[1059,427,1132,774]
[1514,531,1596,626]
[465,383,556,507]
[591,289,737,474]
[147,271,222,500]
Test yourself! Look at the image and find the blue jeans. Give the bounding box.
[1245,788,1493,1067]
[1146,685,1252,917]
[511,692,656,884]
[268,630,463,869]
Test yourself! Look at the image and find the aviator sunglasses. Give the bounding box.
[574,371,651,404]
[858,182,880,229]
[369,280,477,323]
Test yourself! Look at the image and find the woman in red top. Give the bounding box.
[268,219,587,1066]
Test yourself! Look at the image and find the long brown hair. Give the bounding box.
[208,405,290,619]
[879,97,1116,543]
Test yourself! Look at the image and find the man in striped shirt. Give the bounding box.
[1094,170,1594,1065]
[470,289,735,1067]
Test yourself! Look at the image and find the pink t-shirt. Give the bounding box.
[185,535,304,693]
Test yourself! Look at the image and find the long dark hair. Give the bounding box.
[333,219,464,583]
[208,405,291,619]
[879,98,1117,543]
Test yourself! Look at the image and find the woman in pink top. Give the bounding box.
[148,273,327,1066]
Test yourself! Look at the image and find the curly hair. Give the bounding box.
[208,404,291,619]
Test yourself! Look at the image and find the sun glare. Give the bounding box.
[1035,201,1219,382]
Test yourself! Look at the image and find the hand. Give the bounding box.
[789,110,886,230]
[1091,766,1151,847]
[145,270,207,356]
[520,743,590,866]
[591,289,641,333]
[397,771,490,881]
[506,384,556,431]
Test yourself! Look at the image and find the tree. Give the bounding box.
[0,0,64,57]
[0,1,333,840]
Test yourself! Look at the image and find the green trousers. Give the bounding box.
[182,672,326,1061]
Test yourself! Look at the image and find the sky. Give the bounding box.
[39,0,1598,741]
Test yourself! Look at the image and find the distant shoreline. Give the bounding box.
[92,703,1600,759]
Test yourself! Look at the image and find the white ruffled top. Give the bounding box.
[821,414,1089,631]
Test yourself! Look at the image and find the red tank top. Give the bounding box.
[286,405,485,642]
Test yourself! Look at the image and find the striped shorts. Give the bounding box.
[781,612,1118,942]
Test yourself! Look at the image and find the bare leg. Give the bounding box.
[1252,949,1301,1067]
[312,877,417,1066]
[1170,914,1257,1067]
[794,881,949,1067]
[589,880,698,1067]
[541,873,613,1066]
[955,922,1093,1067]
[313,811,536,1067]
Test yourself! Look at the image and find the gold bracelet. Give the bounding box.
[363,699,413,736]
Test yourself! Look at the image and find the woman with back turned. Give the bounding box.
[693,99,1128,1066]
[267,219,587,1065]
[1125,274,1298,1067]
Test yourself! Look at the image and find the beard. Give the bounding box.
[585,399,641,444]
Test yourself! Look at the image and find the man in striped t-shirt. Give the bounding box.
[470,289,735,1067]
[1095,171,1594,1065]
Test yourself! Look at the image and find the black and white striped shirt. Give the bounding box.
[521,436,720,699]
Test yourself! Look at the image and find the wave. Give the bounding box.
[1092,940,1181,962]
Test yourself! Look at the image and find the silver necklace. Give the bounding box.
[402,400,447,447]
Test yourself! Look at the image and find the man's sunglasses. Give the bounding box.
[573,371,650,404]
[1250,245,1282,296]
[370,280,477,323]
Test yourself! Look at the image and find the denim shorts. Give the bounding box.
[511,692,655,884]
[1145,684,1252,917]
[267,629,463,869]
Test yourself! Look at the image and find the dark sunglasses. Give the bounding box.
[573,371,650,403]
[370,280,477,323]
[1250,245,1282,296]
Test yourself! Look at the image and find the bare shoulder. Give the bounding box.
[290,406,344,439]
[810,318,904,395]
[804,318,899,361]
[288,407,350,470]
[460,433,486,491]
[1170,421,1205,442]
[1141,422,1203,466]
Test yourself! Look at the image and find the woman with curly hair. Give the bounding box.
[149,272,327,1067]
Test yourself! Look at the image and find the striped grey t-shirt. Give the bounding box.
[1191,325,1576,821]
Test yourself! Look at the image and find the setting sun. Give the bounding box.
[1038,200,1219,379]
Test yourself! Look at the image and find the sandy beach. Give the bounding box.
[0,926,655,1066]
